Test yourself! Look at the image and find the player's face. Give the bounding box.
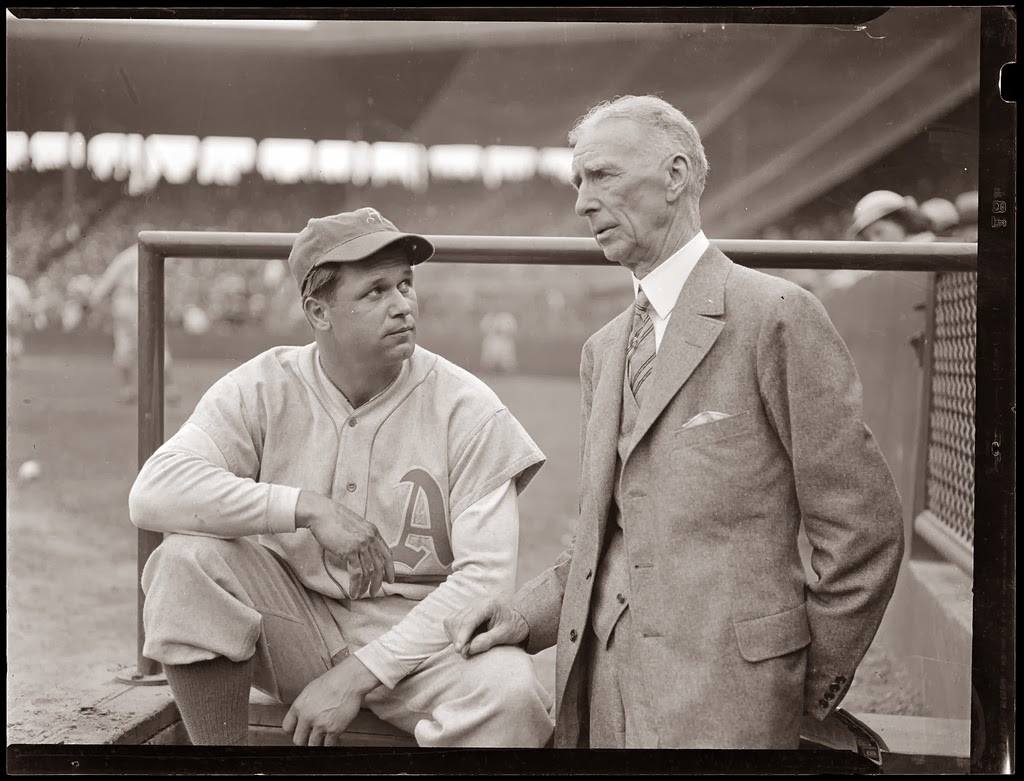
[325,249,418,367]
[862,218,907,242]
[571,117,673,274]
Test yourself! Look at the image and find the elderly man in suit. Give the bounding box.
[445,95,904,748]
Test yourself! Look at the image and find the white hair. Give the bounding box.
[568,95,709,195]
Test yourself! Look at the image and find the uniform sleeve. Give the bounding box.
[128,374,300,538]
[448,407,545,521]
[756,285,905,720]
[355,480,519,688]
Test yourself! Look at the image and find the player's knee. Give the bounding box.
[143,534,235,585]
[474,647,549,711]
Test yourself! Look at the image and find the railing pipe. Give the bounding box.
[135,242,165,679]
[138,232,978,272]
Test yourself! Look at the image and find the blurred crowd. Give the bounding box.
[760,188,979,244]
[6,169,587,335]
[8,168,979,377]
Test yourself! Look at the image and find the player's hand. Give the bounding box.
[296,491,395,598]
[281,655,381,747]
[444,598,530,658]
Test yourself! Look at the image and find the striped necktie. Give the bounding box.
[627,289,656,402]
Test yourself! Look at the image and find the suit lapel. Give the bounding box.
[627,246,732,457]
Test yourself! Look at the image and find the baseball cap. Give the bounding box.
[288,207,434,292]
[849,190,916,238]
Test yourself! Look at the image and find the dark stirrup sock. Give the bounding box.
[163,656,255,745]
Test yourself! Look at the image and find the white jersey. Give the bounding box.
[130,342,545,601]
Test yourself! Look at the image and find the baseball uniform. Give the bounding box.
[90,244,172,369]
[130,342,554,746]
[7,272,32,361]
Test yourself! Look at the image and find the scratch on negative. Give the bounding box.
[832,25,886,41]
[118,66,140,105]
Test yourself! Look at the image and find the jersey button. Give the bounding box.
[346,482,357,493]
[616,593,626,604]
[569,629,578,643]
[348,418,358,427]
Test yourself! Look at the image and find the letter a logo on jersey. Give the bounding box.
[392,468,453,569]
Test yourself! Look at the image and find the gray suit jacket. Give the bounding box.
[512,245,904,748]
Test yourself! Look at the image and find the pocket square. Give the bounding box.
[681,411,733,429]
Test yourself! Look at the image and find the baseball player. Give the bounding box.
[479,311,519,373]
[129,208,554,747]
[87,240,179,404]
[7,244,33,369]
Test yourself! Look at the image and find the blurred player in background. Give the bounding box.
[479,311,519,373]
[210,270,249,327]
[87,239,180,404]
[63,273,94,332]
[7,244,34,369]
[31,275,61,331]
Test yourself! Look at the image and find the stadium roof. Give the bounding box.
[7,8,980,236]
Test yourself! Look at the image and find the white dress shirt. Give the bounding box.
[632,230,710,351]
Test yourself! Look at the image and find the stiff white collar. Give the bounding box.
[632,230,709,319]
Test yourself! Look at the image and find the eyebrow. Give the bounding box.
[360,268,412,290]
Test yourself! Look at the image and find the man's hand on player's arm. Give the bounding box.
[295,491,395,598]
[282,655,382,747]
[444,598,530,658]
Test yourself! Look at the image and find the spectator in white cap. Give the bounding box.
[848,190,934,242]
[953,191,979,241]
[919,197,961,240]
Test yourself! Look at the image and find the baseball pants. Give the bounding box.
[141,533,554,747]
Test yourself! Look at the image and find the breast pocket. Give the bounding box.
[674,410,755,448]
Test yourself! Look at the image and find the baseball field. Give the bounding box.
[6,330,923,743]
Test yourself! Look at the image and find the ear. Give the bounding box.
[665,152,691,203]
[302,295,332,332]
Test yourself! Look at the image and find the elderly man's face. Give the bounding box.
[571,117,673,273]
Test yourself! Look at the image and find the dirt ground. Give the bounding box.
[6,349,921,744]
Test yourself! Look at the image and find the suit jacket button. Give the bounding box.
[837,675,846,683]
[569,629,578,642]
[616,593,626,604]
[825,691,835,701]
[819,699,829,709]
[829,682,841,692]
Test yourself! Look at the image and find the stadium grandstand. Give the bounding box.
[8,7,980,371]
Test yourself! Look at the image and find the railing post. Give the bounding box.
[118,238,167,685]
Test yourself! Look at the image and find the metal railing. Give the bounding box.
[130,233,978,680]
